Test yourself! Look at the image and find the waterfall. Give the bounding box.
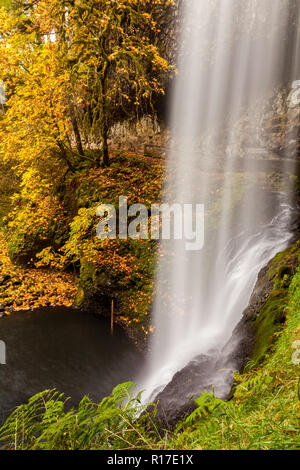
[139,0,300,401]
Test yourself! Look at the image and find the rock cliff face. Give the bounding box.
[152,354,234,429]
[153,236,300,430]
[226,238,300,368]
[108,116,170,157]
[262,82,300,161]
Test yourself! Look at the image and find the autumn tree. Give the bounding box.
[0,0,174,171]
[50,0,174,167]
[0,0,174,266]
[0,0,77,265]
[0,2,75,173]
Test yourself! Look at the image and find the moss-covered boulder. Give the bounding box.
[224,239,300,371]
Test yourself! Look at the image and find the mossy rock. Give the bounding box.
[8,232,43,265]
[245,240,300,368]
[74,287,85,309]
[249,291,287,365]
[78,260,96,293]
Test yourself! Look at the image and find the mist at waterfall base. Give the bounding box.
[138,0,300,402]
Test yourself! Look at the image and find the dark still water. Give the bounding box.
[0,307,143,421]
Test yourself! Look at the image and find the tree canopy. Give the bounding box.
[0,0,174,170]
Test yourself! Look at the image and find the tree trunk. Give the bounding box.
[57,141,75,172]
[72,114,84,156]
[101,122,109,167]
[68,97,84,156]
[100,69,110,167]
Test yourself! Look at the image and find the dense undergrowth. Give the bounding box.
[1,250,299,450]
[0,154,164,333]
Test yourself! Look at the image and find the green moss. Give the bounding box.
[267,241,300,280]
[250,291,287,367]
[249,241,300,368]
[7,219,68,266]
[79,260,96,292]
[74,287,85,308]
